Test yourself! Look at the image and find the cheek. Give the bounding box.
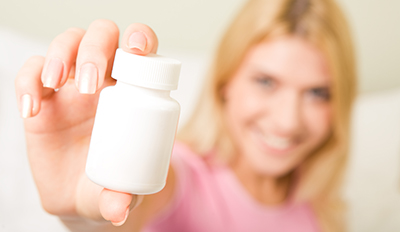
[223,84,266,157]
[303,104,332,143]
[224,83,265,131]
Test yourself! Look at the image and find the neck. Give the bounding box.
[230,156,291,206]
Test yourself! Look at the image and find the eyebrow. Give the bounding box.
[251,68,332,88]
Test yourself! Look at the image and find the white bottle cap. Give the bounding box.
[111,48,181,90]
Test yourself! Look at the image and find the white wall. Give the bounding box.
[0,0,245,55]
[337,0,400,92]
[1,0,399,92]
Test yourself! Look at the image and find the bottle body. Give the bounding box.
[86,81,180,194]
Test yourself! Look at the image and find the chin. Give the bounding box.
[251,158,295,177]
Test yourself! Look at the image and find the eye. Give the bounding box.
[254,75,275,89]
[307,87,330,101]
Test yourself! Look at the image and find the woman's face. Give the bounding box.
[224,36,332,177]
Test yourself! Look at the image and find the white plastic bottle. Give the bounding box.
[86,48,181,194]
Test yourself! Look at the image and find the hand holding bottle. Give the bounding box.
[14,20,173,228]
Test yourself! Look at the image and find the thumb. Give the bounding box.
[99,188,144,226]
[121,23,159,56]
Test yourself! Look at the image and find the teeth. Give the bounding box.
[258,132,293,150]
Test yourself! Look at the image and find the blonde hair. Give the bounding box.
[178,0,357,231]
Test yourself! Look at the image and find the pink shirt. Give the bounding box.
[142,142,320,232]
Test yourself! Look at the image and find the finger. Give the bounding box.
[121,23,159,55]
[15,56,51,118]
[41,27,86,89]
[98,189,143,226]
[75,19,119,95]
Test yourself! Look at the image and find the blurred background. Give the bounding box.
[1,0,399,92]
[0,0,400,231]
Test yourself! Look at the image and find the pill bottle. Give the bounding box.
[86,48,181,194]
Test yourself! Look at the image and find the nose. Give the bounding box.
[270,92,302,137]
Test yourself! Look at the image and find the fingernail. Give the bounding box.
[127,31,147,51]
[21,94,33,118]
[111,208,129,227]
[129,195,144,211]
[43,58,63,88]
[78,63,98,94]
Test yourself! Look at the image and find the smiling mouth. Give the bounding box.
[253,129,298,153]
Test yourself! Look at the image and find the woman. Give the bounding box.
[15,0,356,231]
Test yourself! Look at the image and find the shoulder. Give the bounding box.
[170,141,215,192]
[171,141,207,170]
[141,142,221,231]
[171,141,204,163]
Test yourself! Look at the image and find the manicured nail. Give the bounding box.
[129,195,144,211]
[127,31,147,51]
[43,58,63,88]
[111,208,129,227]
[21,94,33,118]
[78,63,98,94]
